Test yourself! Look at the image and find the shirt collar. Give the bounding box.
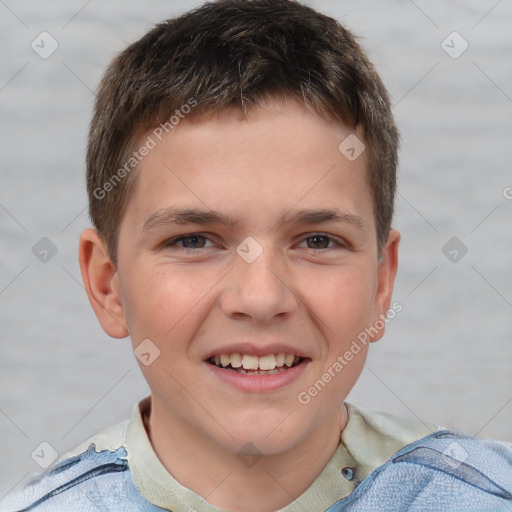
[126,396,435,512]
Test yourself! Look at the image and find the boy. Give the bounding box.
[1,0,511,510]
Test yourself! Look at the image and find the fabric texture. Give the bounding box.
[1,397,510,512]
[325,430,512,511]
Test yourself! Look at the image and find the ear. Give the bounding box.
[78,228,129,338]
[369,229,400,343]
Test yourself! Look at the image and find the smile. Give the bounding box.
[208,353,304,375]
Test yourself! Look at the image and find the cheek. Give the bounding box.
[123,267,211,388]
[302,272,374,404]
[122,267,186,338]
[123,264,220,346]
[302,265,376,337]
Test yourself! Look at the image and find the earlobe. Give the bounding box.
[78,228,129,339]
[369,229,400,343]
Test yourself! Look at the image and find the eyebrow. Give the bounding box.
[141,207,366,232]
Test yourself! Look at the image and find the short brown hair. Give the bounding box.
[87,0,399,264]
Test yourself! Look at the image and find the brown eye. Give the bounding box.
[305,235,331,249]
[168,234,210,249]
[181,235,206,248]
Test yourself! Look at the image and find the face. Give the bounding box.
[85,98,399,456]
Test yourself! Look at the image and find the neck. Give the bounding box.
[147,399,347,512]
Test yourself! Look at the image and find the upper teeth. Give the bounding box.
[213,353,298,370]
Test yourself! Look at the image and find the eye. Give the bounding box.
[165,234,214,250]
[298,234,343,250]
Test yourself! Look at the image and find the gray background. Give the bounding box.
[1,0,511,497]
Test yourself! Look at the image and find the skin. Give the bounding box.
[79,97,400,512]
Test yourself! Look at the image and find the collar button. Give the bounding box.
[341,467,355,481]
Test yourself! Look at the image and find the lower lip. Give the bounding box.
[206,360,310,392]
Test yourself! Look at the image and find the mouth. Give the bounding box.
[207,353,305,375]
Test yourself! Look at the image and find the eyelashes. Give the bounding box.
[166,234,212,250]
[297,234,342,250]
[163,233,346,252]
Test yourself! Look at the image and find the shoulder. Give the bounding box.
[344,402,440,441]
[342,402,439,474]
[0,421,164,512]
[331,424,512,511]
[59,418,130,461]
[0,444,126,511]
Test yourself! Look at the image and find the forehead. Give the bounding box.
[122,98,373,233]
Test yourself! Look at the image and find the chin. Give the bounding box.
[216,410,312,455]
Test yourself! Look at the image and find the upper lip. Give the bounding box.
[203,343,310,360]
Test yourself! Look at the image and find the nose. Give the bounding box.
[220,247,298,325]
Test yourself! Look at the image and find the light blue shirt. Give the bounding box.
[1,399,511,511]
